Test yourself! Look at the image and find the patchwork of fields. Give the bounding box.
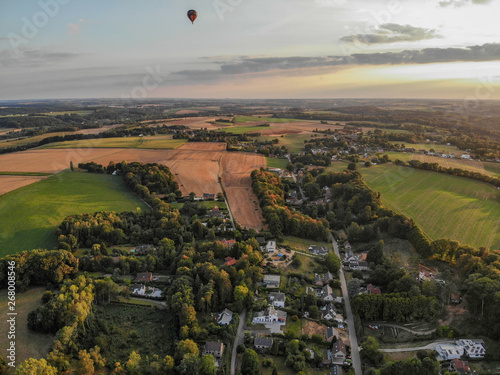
[361,164,500,250]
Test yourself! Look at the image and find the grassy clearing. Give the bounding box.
[484,162,500,175]
[389,141,459,154]
[360,164,500,249]
[285,317,303,336]
[272,134,311,153]
[219,125,273,134]
[0,171,52,176]
[282,236,332,252]
[266,157,289,169]
[170,201,227,210]
[93,304,173,364]
[0,287,55,367]
[0,171,147,256]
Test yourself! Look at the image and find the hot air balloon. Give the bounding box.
[187,10,197,24]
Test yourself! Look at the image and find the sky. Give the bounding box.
[0,0,499,100]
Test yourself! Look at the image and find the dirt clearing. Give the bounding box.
[0,175,48,195]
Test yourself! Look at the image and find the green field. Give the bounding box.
[0,171,147,255]
[484,162,500,175]
[266,157,289,169]
[0,131,71,149]
[234,116,300,123]
[170,200,227,210]
[389,142,459,154]
[0,171,52,176]
[219,125,273,134]
[0,288,55,368]
[282,236,332,252]
[360,164,500,250]
[270,133,311,153]
[41,136,186,149]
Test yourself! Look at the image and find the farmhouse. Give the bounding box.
[263,274,281,288]
[217,309,233,325]
[254,337,274,350]
[203,193,216,200]
[269,292,286,308]
[209,206,225,219]
[264,240,276,252]
[253,307,287,324]
[136,272,153,282]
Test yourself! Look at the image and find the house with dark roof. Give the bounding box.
[331,338,347,364]
[136,272,153,283]
[254,337,274,350]
[263,275,281,288]
[203,193,216,200]
[203,341,224,359]
[269,292,286,308]
[209,206,225,219]
[326,327,339,343]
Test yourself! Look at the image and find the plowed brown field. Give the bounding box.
[0,142,265,230]
[220,152,266,231]
[0,176,47,195]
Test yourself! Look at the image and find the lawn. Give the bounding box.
[272,134,312,153]
[360,164,500,249]
[0,287,55,368]
[0,170,147,256]
[266,157,289,169]
[282,236,332,253]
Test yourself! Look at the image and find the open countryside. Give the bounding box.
[361,164,500,249]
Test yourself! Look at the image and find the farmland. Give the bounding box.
[0,171,147,255]
[221,152,266,231]
[360,164,500,249]
[0,175,48,195]
[0,288,55,366]
[42,136,187,150]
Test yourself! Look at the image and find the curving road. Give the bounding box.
[332,235,362,375]
[379,340,454,352]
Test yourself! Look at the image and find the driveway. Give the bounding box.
[230,309,247,375]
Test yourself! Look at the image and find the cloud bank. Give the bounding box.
[340,23,441,44]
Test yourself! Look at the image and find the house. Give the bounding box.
[309,245,328,255]
[323,271,334,284]
[451,293,461,304]
[436,343,465,360]
[457,339,486,359]
[461,154,472,160]
[130,284,145,295]
[263,275,281,288]
[358,261,370,271]
[136,272,153,282]
[203,341,225,367]
[253,307,287,324]
[314,274,324,286]
[256,237,267,246]
[254,337,274,350]
[367,284,381,294]
[326,327,339,342]
[217,309,233,325]
[331,338,347,364]
[265,240,276,253]
[203,193,216,200]
[322,302,337,321]
[451,358,471,374]
[334,313,344,324]
[209,206,225,219]
[221,238,236,248]
[344,241,352,251]
[322,285,335,302]
[224,257,237,266]
[269,292,286,308]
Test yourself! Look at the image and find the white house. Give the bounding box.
[457,339,486,359]
[269,292,286,308]
[253,307,287,324]
[217,309,233,325]
[436,343,465,360]
[265,240,276,253]
[322,285,335,302]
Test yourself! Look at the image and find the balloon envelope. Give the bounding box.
[187,10,197,24]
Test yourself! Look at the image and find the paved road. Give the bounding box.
[379,340,454,352]
[332,235,362,375]
[230,309,247,375]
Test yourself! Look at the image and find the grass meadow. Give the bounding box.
[0,171,147,256]
[360,164,500,249]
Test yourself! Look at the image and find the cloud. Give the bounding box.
[340,23,441,44]
[0,47,79,67]
[67,19,87,35]
[170,43,500,82]
[439,0,492,7]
